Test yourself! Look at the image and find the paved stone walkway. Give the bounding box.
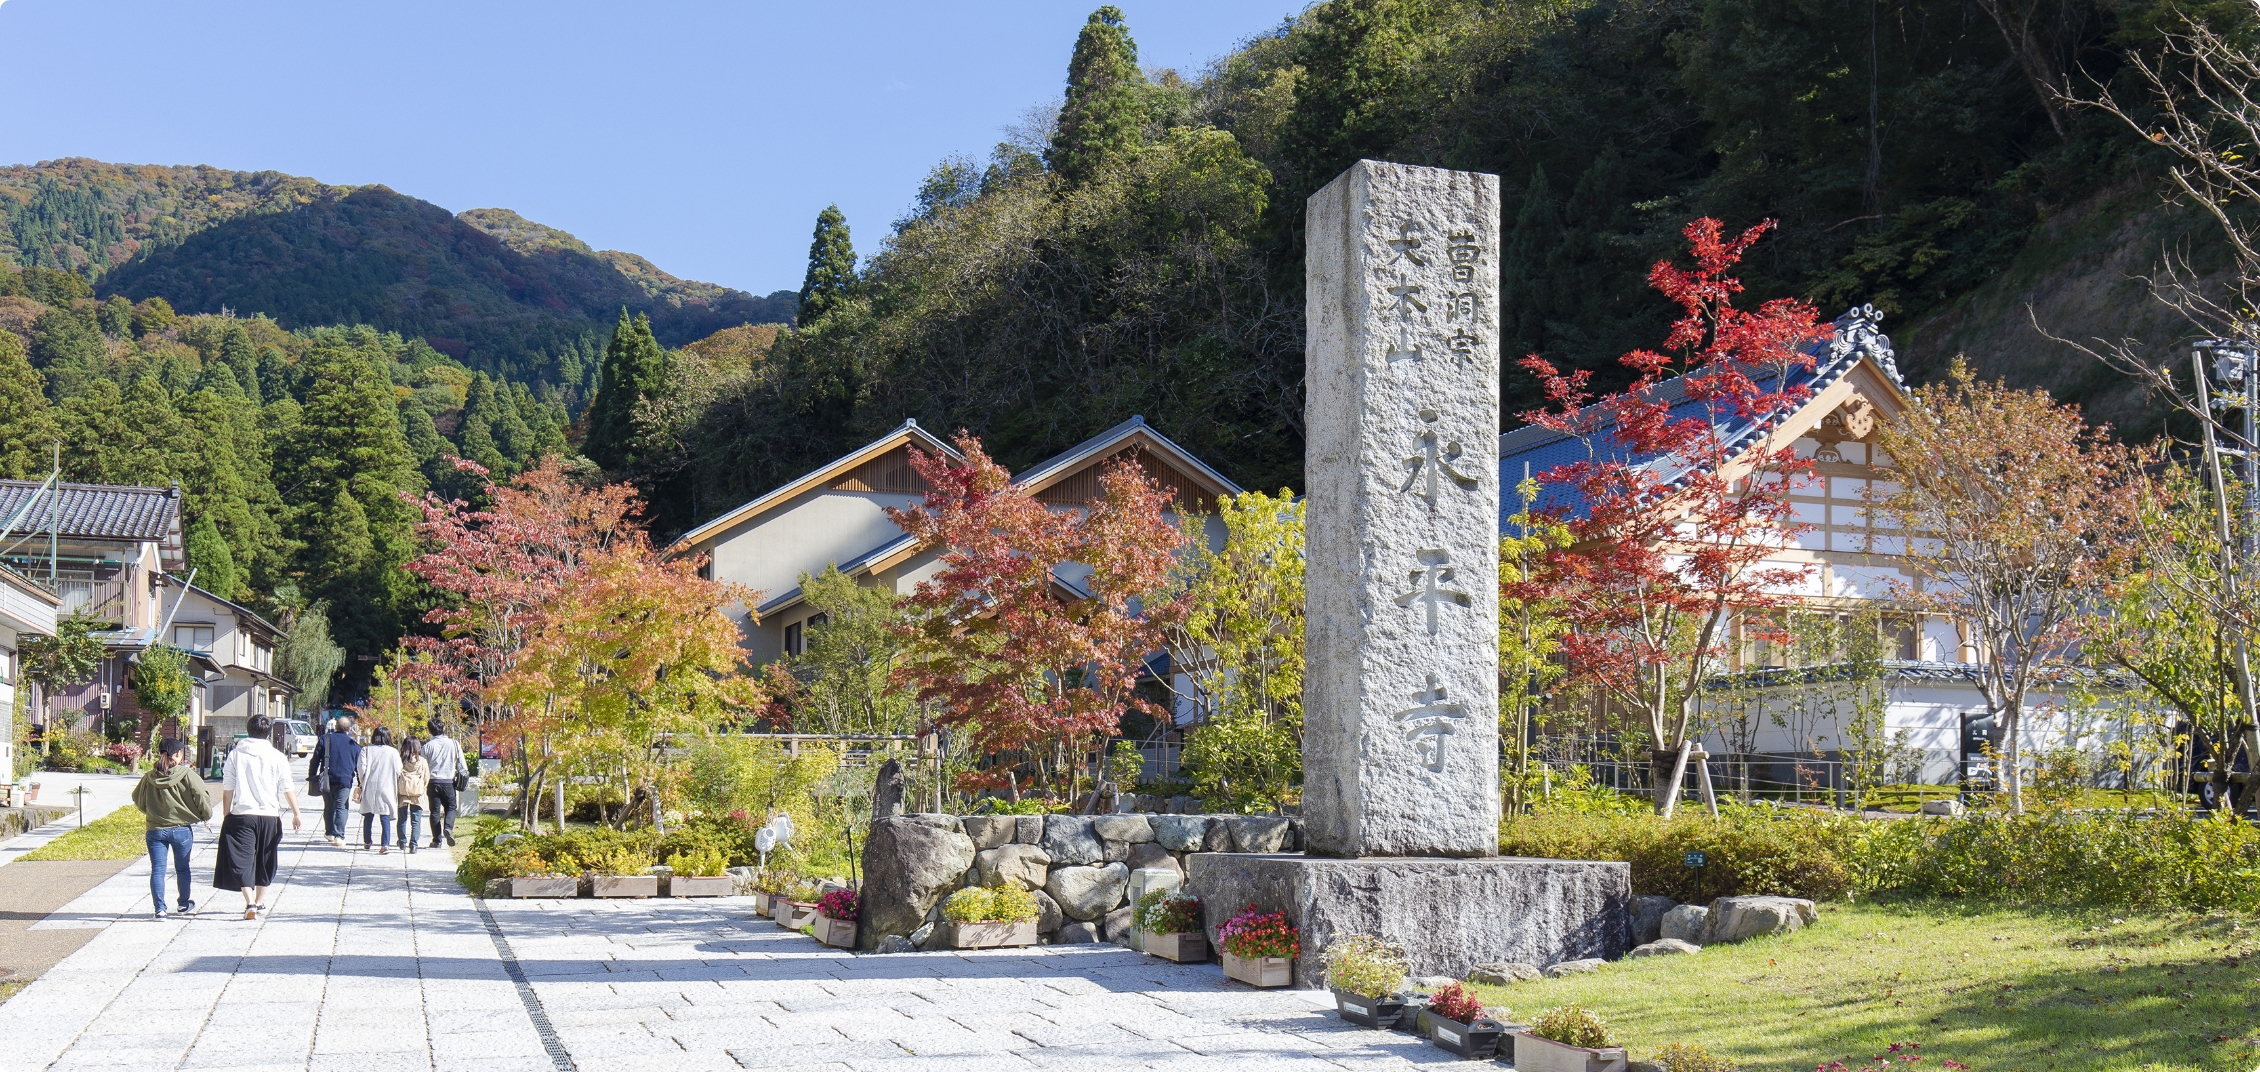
[1,826,1463,1072]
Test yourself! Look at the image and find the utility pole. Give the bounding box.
[2194,332,2260,814]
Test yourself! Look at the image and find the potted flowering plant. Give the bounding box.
[1133,889,1207,963]
[1322,934,1412,1029]
[586,844,659,898]
[814,888,859,948]
[1419,982,1508,1060]
[940,886,1040,948]
[772,878,823,929]
[1515,1005,1628,1072]
[1216,905,1297,988]
[498,841,577,898]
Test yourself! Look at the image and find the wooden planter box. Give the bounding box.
[751,892,773,914]
[773,900,818,929]
[504,876,578,899]
[1511,1031,1629,1072]
[1332,990,1410,1030]
[1221,952,1292,988]
[944,920,1038,949]
[814,914,857,948]
[1142,931,1209,963]
[668,875,733,898]
[1427,1016,1508,1060]
[592,874,659,898]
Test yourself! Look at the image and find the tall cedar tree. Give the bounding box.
[887,433,1185,801]
[797,205,857,324]
[1518,219,1831,813]
[584,310,665,473]
[0,332,58,479]
[1047,6,1149,186]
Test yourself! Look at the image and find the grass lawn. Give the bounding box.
[18,806,149,861]
[1465,899,2260,1071]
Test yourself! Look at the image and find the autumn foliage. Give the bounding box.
[887,433,1186,797]
[1516,219,1833,794]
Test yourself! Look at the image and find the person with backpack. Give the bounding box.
[420,718,470,848]
[394,738,431,856]
[215,714,302,919]
[352,727,402,853]
[132,737,212,918]
[309,717,361,847]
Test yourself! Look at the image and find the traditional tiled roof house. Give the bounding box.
[1497,308,2092,787]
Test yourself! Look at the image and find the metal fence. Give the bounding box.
[1521,733,1964,808]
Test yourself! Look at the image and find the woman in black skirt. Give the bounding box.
[216,713,303,919]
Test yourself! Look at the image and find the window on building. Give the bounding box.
[251,642,272,673]
[784,621,803,657]
[173,624,214,651]
[807,612,829,632]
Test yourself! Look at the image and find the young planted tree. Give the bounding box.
[1163,489,1305,814]
[888,433,1185,803]
[762,565,919,737]
[129,644,194,749]
[20,614,105,754]
[1499,475,1572,817]
[1520,219,1832,813]
[1873,359,2138,813]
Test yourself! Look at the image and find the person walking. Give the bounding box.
[421,718,469,848]
[394,738,430,855]
[215,713,302,920]
[132,737,212,919]
[310,717,360,847]
[353,727,402,853]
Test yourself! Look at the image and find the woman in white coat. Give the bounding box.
[353,727,403,853]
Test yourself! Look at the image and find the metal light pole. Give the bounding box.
[2194,332,2260,813]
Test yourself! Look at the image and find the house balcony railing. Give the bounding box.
[51,578,125,622]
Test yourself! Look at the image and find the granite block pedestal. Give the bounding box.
[1191,852,1630,989]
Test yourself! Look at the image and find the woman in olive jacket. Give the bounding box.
[132,737,213,918]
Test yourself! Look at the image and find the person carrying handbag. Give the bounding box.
[351,727,402,853]
[394,738,431,855]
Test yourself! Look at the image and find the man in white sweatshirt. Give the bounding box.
[216,713,303,920]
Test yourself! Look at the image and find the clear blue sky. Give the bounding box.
[0,0,1304,295]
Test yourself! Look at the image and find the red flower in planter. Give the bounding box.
[1217,905,1299,959]
[1428,982,1484,1025]
[816,888,859,922]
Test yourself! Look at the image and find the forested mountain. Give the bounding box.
[621,0,2223,534]
[1,160,796,398]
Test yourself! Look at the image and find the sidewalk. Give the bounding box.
[2,821,1451,1072]
[0,772,143,867]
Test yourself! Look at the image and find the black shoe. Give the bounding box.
[446,835,457,847]
[176,902,194,915]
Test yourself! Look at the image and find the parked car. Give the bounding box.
[284,718,316,757]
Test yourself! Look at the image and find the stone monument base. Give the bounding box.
[1188,853,1630,989]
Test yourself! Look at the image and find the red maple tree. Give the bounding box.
[1515,219,1833,810]
[886,433,1187,801]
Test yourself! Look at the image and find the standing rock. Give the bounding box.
[872,758,906,819]
[960,815,1016,850]
[1032,889,1066,934]
[1103,904,1137,946]
[1042,815,1104,865]
[1627,939,1701,958]
[1150,815,1210,852]
[1223,816,1292,853]
[1706,896,1817,943]
[1660,904,1711,945]
[1045,862,1131,920]
[1631,895,1675,946]
[1093,814,1155,843]
[972,844,1052,890]
[861,814,975,946]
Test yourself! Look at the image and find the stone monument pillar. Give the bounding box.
[1189,160,1628,988]
[1303,159,1502,859]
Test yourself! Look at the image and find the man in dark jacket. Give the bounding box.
[307,717,361,848]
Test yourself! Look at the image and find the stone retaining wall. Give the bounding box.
[859,812,1302,951]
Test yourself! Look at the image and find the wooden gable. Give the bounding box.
[830,445,932,495]
[1032,444,1218,514]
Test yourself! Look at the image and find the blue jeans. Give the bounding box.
[146,825,193,912]
[324,790,351,839]
[362,813,392,847]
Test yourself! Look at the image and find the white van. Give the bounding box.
[284,719,316,757]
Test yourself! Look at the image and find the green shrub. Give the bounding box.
[665,846,727,877]
[1321,933,1407,999]
[1853,807,2260,909]
[1654,1041,1738,1072]
[943,885,1040,923]
[1530,1004,1612,1047]
[1501,803,1858,902]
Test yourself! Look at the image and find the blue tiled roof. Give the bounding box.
[1498,305,1901,529]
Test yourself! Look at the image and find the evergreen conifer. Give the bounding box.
[584,309,666,473]
[798,206,857,324]
[185,516,241,599]
[0,333,59,480]
[1047,6,1148,186]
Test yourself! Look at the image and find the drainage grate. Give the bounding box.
[475,897,576,1071]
